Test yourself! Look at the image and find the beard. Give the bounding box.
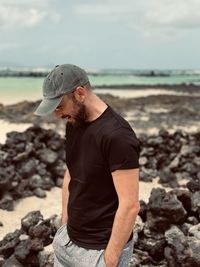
[63,97,90,127]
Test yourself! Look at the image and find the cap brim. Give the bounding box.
[34,96,63,116]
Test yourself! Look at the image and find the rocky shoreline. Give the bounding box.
[1,184,200,266]
[0,124,199,266]
[0,125,65,211]
[0,90,200,135]
[0,88,200,266]
[130,184,200,267]
[0,125,199,212]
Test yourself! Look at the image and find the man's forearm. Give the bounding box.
[61,168,71,225]
[105,205,139,266]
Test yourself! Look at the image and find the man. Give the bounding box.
[34,64,140,267]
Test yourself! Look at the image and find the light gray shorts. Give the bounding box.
[52,223,134,267]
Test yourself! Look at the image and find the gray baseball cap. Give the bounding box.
[34,64,89,116]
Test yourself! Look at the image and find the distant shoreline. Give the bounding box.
[95,83,200,92]
[0,76,199,90]
[0,91,199,137]
[0,69,200,87]
[0,69,195,77]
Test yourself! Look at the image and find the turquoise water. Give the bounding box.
[0,77,43,105]
[89,74,200,86]
[0,71,200,104]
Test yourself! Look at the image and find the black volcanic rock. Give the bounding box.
[0,181,200,267]
[190,191,200,218]
[164,225,189,267]
[147,188,187,232]
[0,125,66,210]
[37,148,58,165]
[0,211,59,266]
[0,229,22,258]
[130,186,200,266]
[0,125,200,211]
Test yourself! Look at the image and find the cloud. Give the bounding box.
[0,0,60,29]
[139,0,200,36]
[0,42,22,51]
[0,0,199,68]
[73,0,200,37]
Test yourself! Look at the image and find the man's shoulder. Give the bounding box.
[103,106,135,133]
[97,107,138,143]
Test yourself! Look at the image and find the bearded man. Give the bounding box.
[34,64,140,267]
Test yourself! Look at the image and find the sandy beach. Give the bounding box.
[0,85,199,267]
[0,89,194,240]
[0,177,173,240]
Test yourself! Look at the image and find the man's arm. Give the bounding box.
[104,168,140,267]
[60,168,71,225]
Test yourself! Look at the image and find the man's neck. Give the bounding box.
[85,95,108,122]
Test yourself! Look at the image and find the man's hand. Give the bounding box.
[103,249,119,267]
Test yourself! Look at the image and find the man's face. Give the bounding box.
[54,88,90,127]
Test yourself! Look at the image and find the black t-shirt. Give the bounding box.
[65,103,140,249]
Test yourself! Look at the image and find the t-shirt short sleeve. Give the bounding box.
[102,127,140,172]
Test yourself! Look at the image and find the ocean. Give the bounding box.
[0,68,200,105]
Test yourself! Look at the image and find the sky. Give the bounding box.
[0,0,200,70]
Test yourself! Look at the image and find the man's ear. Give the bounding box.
[74,86,86,102]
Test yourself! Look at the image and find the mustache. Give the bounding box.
[61,114,71,119]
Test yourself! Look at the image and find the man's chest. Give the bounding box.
[65,129,109,183]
